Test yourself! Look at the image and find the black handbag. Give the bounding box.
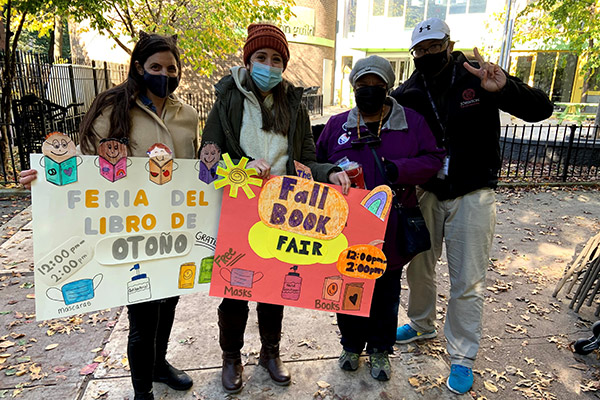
[370,147,431,258]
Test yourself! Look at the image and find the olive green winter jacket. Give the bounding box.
[201,67,338,182]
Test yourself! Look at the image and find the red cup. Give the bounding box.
[345,165,365,189]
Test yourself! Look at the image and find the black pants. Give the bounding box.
[127,296,179,393]
[218,298,283,356]
[337,267,403,354]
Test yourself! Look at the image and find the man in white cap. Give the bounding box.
[391,18,553,394]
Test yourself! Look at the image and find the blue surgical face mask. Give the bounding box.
[250,62,283,92]
[143,71,179,98]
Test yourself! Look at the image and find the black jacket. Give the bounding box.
[391,51,553,200]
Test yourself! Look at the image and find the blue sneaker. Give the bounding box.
[396,324,437,344]
[446,364,474,394]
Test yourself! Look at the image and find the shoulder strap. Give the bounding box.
[369,146,392,186]
[369,146,407,205]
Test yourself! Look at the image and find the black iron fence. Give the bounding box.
[1,51,130,175]
[185,92,216,130]
[4,120,598,185]
[301,93,323,116]
[499,124,600,183]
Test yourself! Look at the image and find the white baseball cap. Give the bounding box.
[411,18,450,49]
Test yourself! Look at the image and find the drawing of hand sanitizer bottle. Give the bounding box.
[281,266,302,301]
[128,263,151,303]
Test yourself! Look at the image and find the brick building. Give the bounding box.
[282,0,338,106]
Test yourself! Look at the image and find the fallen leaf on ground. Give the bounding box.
[0,341,15,350]
[45,343,59,351]
[484,380,499,393]
[80,362,99,375]
[569,363,588,371]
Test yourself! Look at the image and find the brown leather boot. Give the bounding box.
[258,349,291,385]
[221,356,243,393]
[257,303,291,385]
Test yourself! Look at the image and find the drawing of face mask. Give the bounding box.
[46,274,103,305]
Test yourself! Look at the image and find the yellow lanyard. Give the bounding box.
[357,107,385,139]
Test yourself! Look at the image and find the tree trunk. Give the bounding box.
[48,28,55,61]
[1,0,14,178]
[1,6,27,179]
[54,15,64,60]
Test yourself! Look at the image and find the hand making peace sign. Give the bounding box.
[463,47,507,93]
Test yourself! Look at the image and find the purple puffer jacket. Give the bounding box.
[316,97,445,269]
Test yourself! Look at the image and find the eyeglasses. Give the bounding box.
[351,134,382,149]
[410,39,449,58]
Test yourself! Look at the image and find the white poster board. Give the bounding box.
[31,154,221,321]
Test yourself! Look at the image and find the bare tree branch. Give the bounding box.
[123,3,137,37]
[105,27,133,55]
[144,0,158,24]
[113,6,132,35]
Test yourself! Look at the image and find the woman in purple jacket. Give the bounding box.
[316,55,445,381]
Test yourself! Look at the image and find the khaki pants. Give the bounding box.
[406,188,496,368]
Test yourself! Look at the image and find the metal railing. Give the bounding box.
[185,92,216,130]
[4,122,598,185]
[499,124,599,183]
[301,94,323,116]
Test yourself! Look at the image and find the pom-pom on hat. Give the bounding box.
[243,23,290,70]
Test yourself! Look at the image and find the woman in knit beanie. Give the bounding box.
[201,23,350,394]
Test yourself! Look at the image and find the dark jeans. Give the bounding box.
[127,296,179,393]
[337,267,403,354]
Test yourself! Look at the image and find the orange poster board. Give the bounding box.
[209,171,391,316]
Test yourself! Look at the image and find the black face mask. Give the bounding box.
[354,86,387,114]
[414,51,449,78]
[143,71,180,98]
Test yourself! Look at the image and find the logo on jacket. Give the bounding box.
[338,133,350,145]
[462,89,476,101]
[460,88,480,108]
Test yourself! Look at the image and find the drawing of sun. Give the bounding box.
[214,153,263,199]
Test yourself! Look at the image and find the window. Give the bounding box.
[515,56,533,85]
[406,0,425,29]
[427,0,447,19]
[449,0,467,14]
[468,0,486,13]
[373,0,385,16]
[449,0,486,14]
[372,0,404,18]
[533,52,556,95]
[388,0,404,17]
[346,0,357,35]
[552,53,577,102]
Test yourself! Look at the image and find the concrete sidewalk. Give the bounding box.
[82,294,453,400]
[2,187,600,399]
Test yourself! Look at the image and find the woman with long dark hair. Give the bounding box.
[20,32,198,400]
[200,23,350,394]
